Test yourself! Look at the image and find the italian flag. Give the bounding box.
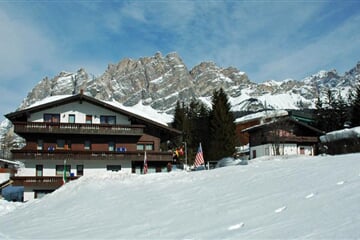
[62,159,67,184]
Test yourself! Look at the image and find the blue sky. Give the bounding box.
[1,1,360,121]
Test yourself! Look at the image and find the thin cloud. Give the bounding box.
[0,1,359,121]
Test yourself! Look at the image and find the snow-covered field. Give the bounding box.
[1,153,360,239]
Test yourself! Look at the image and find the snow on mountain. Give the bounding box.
[1,153,360,239]
[105,100,173,126]
[1,53,359,149]
[11,53,360,118]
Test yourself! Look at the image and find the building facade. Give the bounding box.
[243,117,323,159]
[5,93,181,201]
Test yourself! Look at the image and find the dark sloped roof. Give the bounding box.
[5,93,181,135]
[242,116,324,135]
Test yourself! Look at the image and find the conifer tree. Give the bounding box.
[172,99,210,164]
[351,83,360,127]
[314,94,325,130]
[172,101,184,130]
[209,88,236,161]
[184,99,210,164]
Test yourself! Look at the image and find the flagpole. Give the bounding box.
[183,141,187,170]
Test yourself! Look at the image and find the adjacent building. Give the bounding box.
[243,116,323,159]
[5,92,181,201]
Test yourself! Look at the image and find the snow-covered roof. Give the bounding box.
[12,94,174,128]
[24,95,72,109]
[320,127,360,143]
[235,110,288,124]
[0,158,20,166]
[104,100,173,126]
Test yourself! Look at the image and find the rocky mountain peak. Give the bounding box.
[12,52,359,117]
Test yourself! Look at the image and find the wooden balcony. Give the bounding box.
[10,176,79,188]
[13,122,145,136]
[0,168,17,176]
[263,135,318,143]
[12,149,173,162]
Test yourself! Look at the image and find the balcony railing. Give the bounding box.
[13,122,145,136]
[10,176,79,188]
[12,150,173,162]
[263,135,318,143]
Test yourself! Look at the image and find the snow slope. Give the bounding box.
[1,153,360,239]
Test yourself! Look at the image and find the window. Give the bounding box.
[76,165,84,176]
[145,144,154,151]
[100,115,116,124]
[86,115,92,124]
[44,114,60,123]
[56,165,71,176]
[84,140,91,150]
[137,143,154,151]
[108,142,115,151]
[300,147,305,155]
[57,139,65,149]
[36,165,43,177]
[37,139,43,150]
[68,114,75,123]
[107,165,121,172]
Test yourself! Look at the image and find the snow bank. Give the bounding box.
[1,153,360,239]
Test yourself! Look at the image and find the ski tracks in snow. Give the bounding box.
[227,174,356,232]
[228,222,245,231]
[273,178,351,214]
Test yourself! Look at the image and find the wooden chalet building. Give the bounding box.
[5,92,181,201]
[243,116,324,159]
[235,110,288,146]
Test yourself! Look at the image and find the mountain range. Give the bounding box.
[1,52,360,142]
[20,52,359,115]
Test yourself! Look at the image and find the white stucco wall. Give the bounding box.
[16,159,133,177]
[28,101,130,125]
[250,143,314,159]
[23,191,34,202]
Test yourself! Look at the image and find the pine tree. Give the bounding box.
[172,101,186,132]
[209,88,236,161]
[314,94,324,130]
[172,99,210,165]
[351,83,360,127]
[184,99,210,164]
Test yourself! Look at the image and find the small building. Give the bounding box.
[243,117,323,159]
[5,92,181,201]
[0,159,21,200]
[319,126,360,154]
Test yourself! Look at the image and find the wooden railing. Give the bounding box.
[13,122,145,136]
[10,176,79,187]
[11,150,173,161]
[264,136,318,143]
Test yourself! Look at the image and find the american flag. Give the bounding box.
[194,143,205,167]
[143,151,148,174]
